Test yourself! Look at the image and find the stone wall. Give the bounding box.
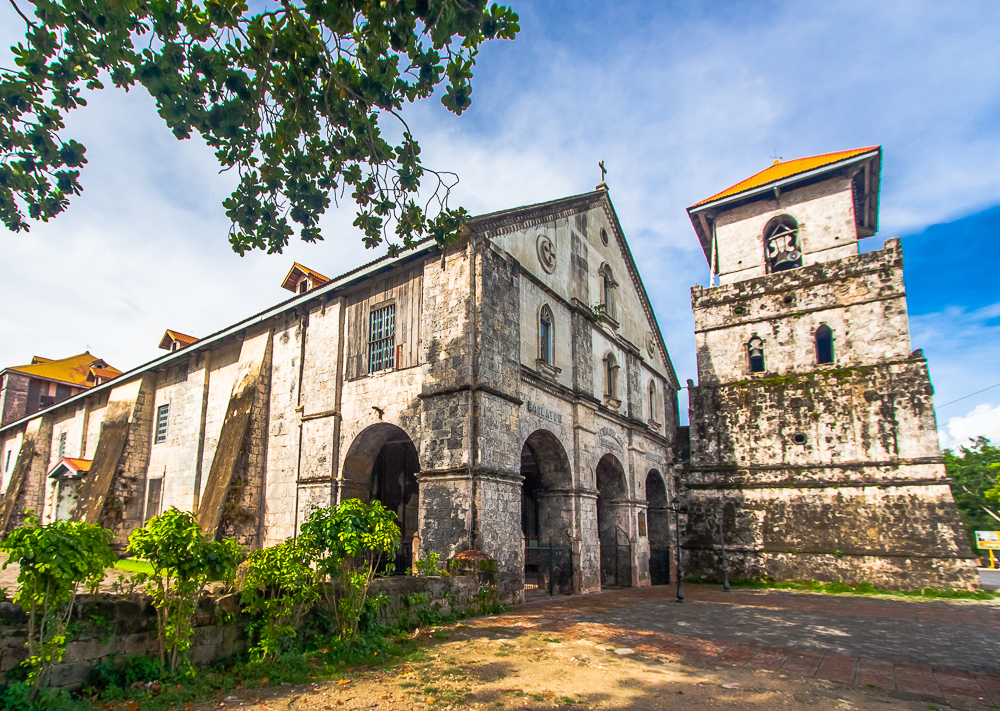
[0,576,485,690]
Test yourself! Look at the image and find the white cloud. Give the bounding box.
[939,403,1000,451]
[1,0,1000,410]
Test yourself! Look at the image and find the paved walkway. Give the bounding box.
[465,584,1000,707]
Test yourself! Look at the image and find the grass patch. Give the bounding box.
[113,558,154,575]
[727,577,997,600]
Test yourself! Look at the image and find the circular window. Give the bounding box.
[783,294,794,305]
[536,234,556,273]
[601,228,609,246]
[792,433,807,444]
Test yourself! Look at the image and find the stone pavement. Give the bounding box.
[465,584,1000,708]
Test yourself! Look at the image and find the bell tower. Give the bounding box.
[682,146,978,591]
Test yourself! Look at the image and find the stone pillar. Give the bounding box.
[75,375,155,552]
[0,415,53,534]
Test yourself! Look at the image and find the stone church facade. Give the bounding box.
[0,189,679,599]
[0,146,979,595]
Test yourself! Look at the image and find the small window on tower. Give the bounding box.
[539,305,554,365]
[747,335,766,373]
[764,215,802,273]
[649,380,657,422]
[58,432,67,459]
[815,324,834,364]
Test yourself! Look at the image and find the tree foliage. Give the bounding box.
[0,514,115,692]
[943,436,1000,552]
[126,507,242,672]
[1,0,519,254]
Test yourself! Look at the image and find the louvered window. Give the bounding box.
[155,404,169,444]
[368,303,396,373]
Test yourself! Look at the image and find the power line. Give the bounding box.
[935,382,1000,411]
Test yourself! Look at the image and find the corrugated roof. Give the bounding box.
[690,146,880,208]
[6,352,119,388]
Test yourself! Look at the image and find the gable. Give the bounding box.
[474,191,678,389]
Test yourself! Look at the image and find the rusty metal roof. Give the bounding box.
[690,146,880,209]
[5,352,120,388]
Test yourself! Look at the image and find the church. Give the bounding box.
[0,146,978,597]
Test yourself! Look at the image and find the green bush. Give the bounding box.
[240,538,319,660]
[126,507,242,672]
[0,513,115,692]
[299,499,401,642]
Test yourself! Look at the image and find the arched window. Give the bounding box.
[604,352,619,399]
[598,263,617,318]
[539,305,554,365]
[747,335,765,373]
[815,324,834,364]
[763,215,802,273]
[648,380,658,422]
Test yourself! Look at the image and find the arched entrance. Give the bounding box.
[646,470,671,585]
[521,430,573,596]
[342,423,419,574]
[596,453,631,588]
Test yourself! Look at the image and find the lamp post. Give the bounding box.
[719,505,731,593]
[669,495,687,603]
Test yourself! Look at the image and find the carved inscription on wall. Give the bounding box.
[527,401,562,424]
[598,427,623,453]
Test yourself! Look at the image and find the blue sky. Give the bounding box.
[1,0,998,447]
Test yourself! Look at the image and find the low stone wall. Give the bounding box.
[0,575,485,689]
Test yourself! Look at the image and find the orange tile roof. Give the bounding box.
[6,352,120,388]
[159,329,199,350]
[89,368,120,381]
[62,457,92,472]
[690,146,880,208]
[281,262,331,292]
[48,457,92,478]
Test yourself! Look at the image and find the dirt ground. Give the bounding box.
[172,623,956,711]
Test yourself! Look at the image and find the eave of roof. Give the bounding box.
[1,189,680,432]
[687,147,882,263]
[690,146,879,210]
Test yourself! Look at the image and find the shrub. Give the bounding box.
[300,499,401,641]
[0,513,115,692]
[126,507,242,671]
[240,538,319,660]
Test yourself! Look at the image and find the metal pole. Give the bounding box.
[673,503,684,603]
[548,540,554,596]
[719,507,730,592]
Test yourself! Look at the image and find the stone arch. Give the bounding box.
[596,453,630,588]
[521,429,574,595]
[645,469,671,585]
[341,422,419,573]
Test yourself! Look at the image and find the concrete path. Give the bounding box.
[467,584,1000,707]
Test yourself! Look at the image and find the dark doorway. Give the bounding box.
[646,470,671,585]
[521,430,574,597]
[596,453,631,588]
[342,423,419,574]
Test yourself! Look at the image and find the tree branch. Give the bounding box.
[8,0,35,26]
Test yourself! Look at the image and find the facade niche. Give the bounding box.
[763,214,802,273]
[598,263,617,320]
[747,335,765,373]
[603,352,620,406]
[815,323,834,364]
[648,380,658,423]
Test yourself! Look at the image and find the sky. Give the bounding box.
[1,0,998,450]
